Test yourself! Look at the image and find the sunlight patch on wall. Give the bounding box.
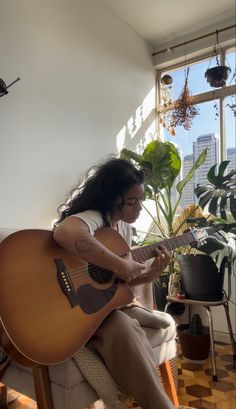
[115,87,159,237]
[136,119,156,154]
[116,86,156,152]
[116,126,126,151]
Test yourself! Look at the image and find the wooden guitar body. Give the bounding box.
[0,228,134,365]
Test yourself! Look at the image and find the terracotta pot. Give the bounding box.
[177,324,210,360]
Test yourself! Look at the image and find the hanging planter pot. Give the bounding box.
[205,65,231,88]
[204,30,232,88]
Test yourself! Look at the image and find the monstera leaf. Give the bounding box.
[195,161,236,220]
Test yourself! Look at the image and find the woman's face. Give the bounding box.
[114,183,145,224]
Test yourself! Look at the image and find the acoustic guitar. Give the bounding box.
[0,226,209,365]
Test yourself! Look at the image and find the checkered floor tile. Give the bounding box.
[177,343,236,409]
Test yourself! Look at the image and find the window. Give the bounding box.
[158,46,235,208]
[159,47,235,161]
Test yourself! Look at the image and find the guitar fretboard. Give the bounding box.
[131,232,194,263]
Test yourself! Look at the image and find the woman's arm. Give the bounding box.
[53,216,145,282]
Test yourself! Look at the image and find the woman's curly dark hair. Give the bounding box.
[55,157,144,227]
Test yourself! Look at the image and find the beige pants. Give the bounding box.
[89,309,175,409]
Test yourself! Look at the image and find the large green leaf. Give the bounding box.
[121,140,181,193]
[207,161,230,185]
[195,161,236,220]
[219,195,228,219]
[208,193,220,216]
[198,190,214,209]
[177,148,208,194]
[121,149,144,166]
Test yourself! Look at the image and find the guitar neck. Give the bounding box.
[131,231,194,263]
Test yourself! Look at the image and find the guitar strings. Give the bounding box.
[67,240,163,276]
[66,244,165,278]
[66,246,158,281]
[65,246,150,281]
[66,250,130,279]
[65,234,192,281]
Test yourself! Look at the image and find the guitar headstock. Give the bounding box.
[190,228,209,244]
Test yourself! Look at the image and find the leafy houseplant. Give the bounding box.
[177,313,210,361]
[121,140,208,310]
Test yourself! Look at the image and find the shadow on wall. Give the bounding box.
[116,86,157,153]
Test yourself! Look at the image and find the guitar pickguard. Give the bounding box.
[77,281,118,314]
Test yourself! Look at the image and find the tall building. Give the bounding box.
[170,146,183,208]
[193,133,220,186]
[227,147,236,172]
[181,154,195,207]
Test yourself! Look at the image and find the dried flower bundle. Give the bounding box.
[172,68,199,131]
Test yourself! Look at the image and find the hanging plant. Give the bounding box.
[172,67,199,131]
[205,31,231,88]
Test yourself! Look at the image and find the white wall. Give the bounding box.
[0,0,156,229]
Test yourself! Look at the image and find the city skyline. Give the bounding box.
[181,133,235,206]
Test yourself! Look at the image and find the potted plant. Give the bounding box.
[177,313,210,361]
[121,140,208,310]
[178,160,236,301]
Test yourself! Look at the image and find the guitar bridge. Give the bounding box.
[55,258,79,307]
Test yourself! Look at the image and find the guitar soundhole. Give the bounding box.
[88,263,113,284]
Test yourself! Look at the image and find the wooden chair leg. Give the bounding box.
[159,360,179,406]
[32,366,54,409]
[0,384,7,409]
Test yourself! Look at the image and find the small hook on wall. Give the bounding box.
[0,77,21,97]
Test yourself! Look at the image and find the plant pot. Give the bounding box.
[177,254,225,301]
[177,324,210,361]
[205,65,231,88]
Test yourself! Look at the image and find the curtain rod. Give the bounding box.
[151,24,236,57]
